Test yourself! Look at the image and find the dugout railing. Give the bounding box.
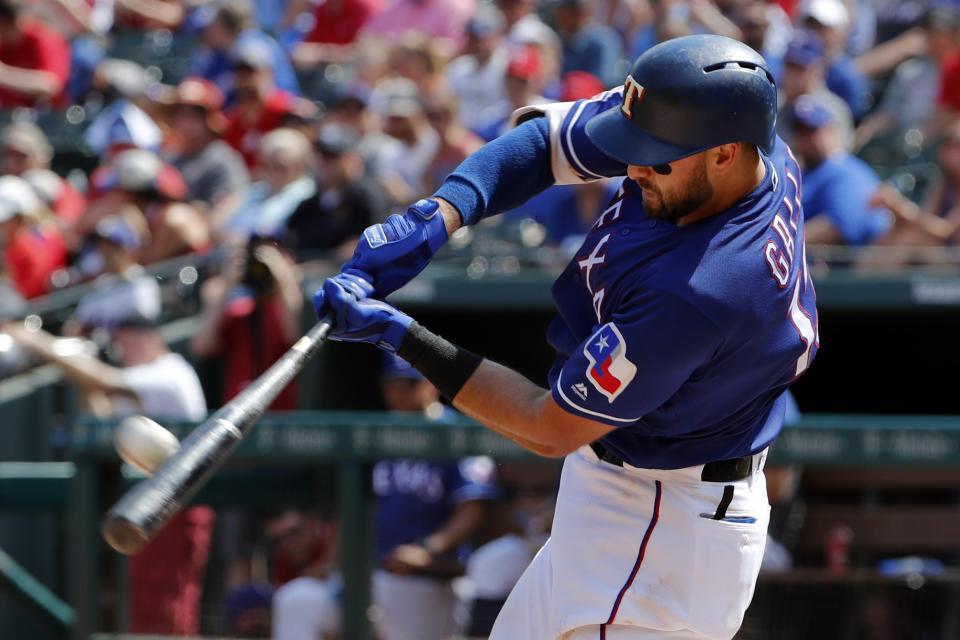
[3,413,960,639]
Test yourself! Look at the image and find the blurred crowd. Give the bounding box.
[3,0,960,308]
[3,0,960,636]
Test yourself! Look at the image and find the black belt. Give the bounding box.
[589,442,754,482]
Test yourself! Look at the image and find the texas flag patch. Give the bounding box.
[583,323,637,402]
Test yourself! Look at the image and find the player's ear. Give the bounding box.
[707,143,739,175]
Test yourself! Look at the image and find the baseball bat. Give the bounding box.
[101,313,335,555]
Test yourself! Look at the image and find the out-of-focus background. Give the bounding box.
[2,0,960,638]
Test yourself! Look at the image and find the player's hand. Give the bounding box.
[341,198,448,298]
[313,271,373,319]
[321,274,413,352]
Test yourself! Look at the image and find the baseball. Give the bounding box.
[114,415,181,475]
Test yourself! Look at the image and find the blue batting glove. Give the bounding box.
[342,198,448,297]
[313,271,374,320]
[323,275,413,353]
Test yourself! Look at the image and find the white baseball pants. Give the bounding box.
[372,570,457,640]
[489,445,770,640]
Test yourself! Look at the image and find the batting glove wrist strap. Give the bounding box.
[398,322,483,401]
[342,198,448,298]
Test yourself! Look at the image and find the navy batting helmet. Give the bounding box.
[585,35,777,167]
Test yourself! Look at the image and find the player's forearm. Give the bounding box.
[432,118,555,226]
[396,321,611,456]
[453,360,555,453]
[453,360,585,457]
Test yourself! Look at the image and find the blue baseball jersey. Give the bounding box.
[801,152,892,246]
[535,90,819,469]
[373,456,498,561]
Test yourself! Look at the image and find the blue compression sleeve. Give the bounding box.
[433,117,556,226]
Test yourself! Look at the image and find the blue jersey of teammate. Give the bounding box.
[455,89,819,469]
[373,456,499,561]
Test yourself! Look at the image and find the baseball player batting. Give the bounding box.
[315,34,819,640]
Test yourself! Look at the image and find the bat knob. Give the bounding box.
[101,516,150,555]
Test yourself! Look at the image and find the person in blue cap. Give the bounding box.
[313,34,819,639]
[789,94,892,246]
[777,29,854,150]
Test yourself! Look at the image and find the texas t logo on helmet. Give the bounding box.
[620,76,645,120]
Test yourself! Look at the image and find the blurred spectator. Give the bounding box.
[733,0,790,81]
[0,175,67,299]
[278,97,324,143]
[777,29,854,150]
[423,91,485,194]
[325,81,406,183]
[64,215,160,335]
[854,8,960,153]
[0,314,211,636]
[800,0,870,119]
[268,509,338,586]
[375,86,440,202]
[504,179,619,251]
[289,0,381,70]
[631,0,741,60]
[190,237,302,410]
[500,0,561,57]
[282,123,387,257]
[389,33,448,99]
[446,5,511,132]
[269,510,341,640]
[474,45,550,142]
[359,0,476,53]
[372,353,497,640]
[552,0,622,88]
[83,58,162,160]
[790,95,891,246]
[89,148,211,264]
[867,122,960,257]
[1,313,204,415]
[0,0,71,108]
[220,127,315,237]
[24,0,113,100]
[1,122,86,225]
[460,496,533,638]
[167,77,250,223]
[112,0,184,30]
[222,39,297,168]
[589,0,649,50]
[224,582,274,638]
[558,70,604,102]
[188,0,300,99]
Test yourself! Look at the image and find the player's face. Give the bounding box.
[627,154,714,224]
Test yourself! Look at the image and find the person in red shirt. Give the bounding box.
[222,40,296,168]
[290,0,382,70]
[189,238,302,410]
[0,175,67,299]
[0,0,70,108]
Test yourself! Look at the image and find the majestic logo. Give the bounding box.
[583,323,637,402]
[621,75,645,119]
[572,383,589,400]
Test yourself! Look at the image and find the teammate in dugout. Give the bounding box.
[314,35,819,640]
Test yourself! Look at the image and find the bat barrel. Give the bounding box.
[101,315,333,554]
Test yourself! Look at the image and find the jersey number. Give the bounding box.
[788,246,817,379]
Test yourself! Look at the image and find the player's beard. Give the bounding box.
[640,159,714,224]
